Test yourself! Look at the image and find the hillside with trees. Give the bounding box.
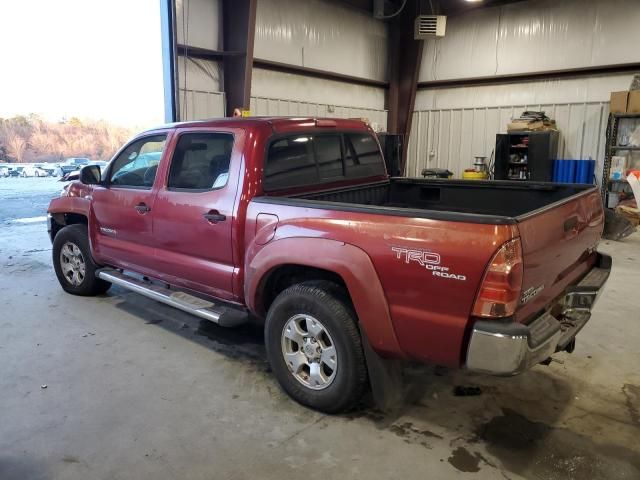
[0,114,134,163]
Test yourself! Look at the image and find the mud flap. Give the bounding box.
[603,208,636,241]
[360,328,404,412]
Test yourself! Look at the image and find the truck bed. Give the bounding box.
[264,178,596,224]
[255,177,604,333]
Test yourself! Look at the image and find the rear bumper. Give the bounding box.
[466,252,611,376]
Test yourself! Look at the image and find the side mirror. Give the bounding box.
[79,165,102,185]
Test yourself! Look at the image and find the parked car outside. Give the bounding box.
[58,158,91,177]
[8,167,24,177]
[35,163,59,177]
[59,161,110,182]
[0,166,9,177]
[20,165,49,177]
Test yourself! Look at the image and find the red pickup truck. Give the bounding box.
[48,117,610,413]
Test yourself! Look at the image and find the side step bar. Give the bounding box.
[96,269,248,327]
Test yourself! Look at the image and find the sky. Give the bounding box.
[0,0,165,128]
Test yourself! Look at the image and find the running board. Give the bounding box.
[96,269,248,327]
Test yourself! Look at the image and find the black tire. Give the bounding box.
[265,281,368,413]
[52,224,111,296]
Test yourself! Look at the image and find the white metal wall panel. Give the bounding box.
[407,102,610,186]
[251,68,387,130]
[254,0,388,81]
[420,0,640,81]
[410,73,634,183]
[179,89,225,120]
[250,96,387,132]
[176,0,221,50]
[415,75,635,110]
[177,57,225,120]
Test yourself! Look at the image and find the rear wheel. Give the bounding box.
[52,224,111,296]
[265,281,368,413]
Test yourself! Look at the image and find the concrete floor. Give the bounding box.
[1,178,639,480]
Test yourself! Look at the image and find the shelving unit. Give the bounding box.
[602,113,640,207]
[494,131,559,182]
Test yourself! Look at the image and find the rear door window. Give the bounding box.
[167,133,234,190]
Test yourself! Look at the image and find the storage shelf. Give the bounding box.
[612,113,640,119]
[496,131,557,182]
[611,146,640,151]
[602,112,640,200]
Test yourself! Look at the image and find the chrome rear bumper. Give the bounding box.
[466,253,611,376]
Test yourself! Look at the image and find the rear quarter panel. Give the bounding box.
[245,201,517,367]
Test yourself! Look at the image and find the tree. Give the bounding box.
[30,131,52,155]
[5,132,28,163]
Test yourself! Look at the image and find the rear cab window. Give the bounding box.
[263,131,385,191]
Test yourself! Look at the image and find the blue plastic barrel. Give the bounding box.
[567,160,577,183]
[586,159,595,184]
[552,160,561,182]
[576,160,589,183]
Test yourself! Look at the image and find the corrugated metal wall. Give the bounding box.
[250,95,387,131]
[250,67,387,130]
[409,0,640,184]
[175,0,388,122]
[177,57,225,120]
[254,0,387,81]
[175,0,225,120]
[420,0,640,81]
[406,101,610,184]
[251,0,388,124]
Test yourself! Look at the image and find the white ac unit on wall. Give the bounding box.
[414,15,447,39]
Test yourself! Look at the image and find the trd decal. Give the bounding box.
[521,284,544,304]
[391,247,466,281]
[100,226,117,236]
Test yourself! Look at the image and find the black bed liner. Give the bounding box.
[252,178,596,225]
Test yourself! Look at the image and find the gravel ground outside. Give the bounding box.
[0,177,62,222]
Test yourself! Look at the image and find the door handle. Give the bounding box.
[135,203,151,214]
[203,211,226,224]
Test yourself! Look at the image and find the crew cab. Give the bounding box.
[48,117,610,413]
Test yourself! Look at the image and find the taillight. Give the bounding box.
[472,238,523,318]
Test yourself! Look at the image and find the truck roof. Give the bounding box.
[143,117,372,135]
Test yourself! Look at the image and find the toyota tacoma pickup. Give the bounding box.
[48,117,610,413]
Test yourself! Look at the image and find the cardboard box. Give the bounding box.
[628,90,640,114]
[610,91,629,113]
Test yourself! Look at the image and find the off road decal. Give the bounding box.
[391,247,466,281]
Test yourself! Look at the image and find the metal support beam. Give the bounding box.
[221,0,257,116]
[160,0,179,122]
[253,58,389,89]
[386,0,423,172]
[418,63,640,90]
[177,44,389,89]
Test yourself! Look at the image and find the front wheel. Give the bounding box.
[265,281,368,413]
[52,224,111,296]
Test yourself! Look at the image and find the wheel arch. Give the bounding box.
[246,237,405,358]
[49,212,88,242]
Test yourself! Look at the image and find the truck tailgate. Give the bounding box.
[514,188,604,323]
